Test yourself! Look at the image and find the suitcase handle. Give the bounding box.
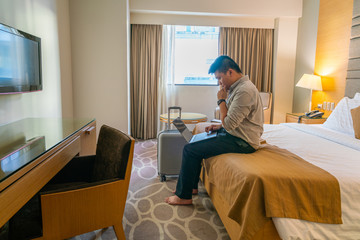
[168,106,182,129]
[168,106,182,111]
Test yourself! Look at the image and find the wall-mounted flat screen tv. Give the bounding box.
[0,23,42,94]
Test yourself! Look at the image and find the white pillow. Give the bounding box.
[323,97,360,136]
[354,92,360,99]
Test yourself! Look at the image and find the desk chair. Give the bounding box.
[39,125,134,240]
[259,92,272,124]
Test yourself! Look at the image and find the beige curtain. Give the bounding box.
[219,27,273,92]
[130,24,162,139]
[158,25,178,132]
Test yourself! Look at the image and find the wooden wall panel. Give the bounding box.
[313,0,353,108]
[345,0,360,97]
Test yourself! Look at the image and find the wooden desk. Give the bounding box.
[0,118,96,228]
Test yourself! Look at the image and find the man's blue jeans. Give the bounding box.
[175,129,255,199]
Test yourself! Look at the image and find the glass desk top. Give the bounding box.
[0,118,95,184]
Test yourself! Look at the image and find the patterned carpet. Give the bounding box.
[69,139,229,240]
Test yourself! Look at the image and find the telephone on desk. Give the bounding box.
[305,110,324,118]
[298,110,324,123]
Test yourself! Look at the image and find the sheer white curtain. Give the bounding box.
[158,25,178,132]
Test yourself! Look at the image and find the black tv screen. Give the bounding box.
[0,23,42,94]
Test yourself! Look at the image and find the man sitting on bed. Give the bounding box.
[165,55,264,205]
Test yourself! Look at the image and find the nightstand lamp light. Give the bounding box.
[296,74,322,112]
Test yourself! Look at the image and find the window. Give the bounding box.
[174,26,219,85]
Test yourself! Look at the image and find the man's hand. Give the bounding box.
[205,124,222,133]
[217,86,227,100]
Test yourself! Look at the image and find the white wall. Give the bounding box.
[56,0,74,118]
[272,18,299,123]
[69,0,130,134]
[0,0,62,125]
[293,0,320,113]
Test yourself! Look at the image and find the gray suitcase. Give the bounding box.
[157,106,188,182]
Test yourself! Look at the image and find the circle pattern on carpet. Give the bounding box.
[123,139,229,240]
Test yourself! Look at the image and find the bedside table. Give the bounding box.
[286,113,327,124]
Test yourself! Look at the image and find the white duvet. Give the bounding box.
[262,124,360,240]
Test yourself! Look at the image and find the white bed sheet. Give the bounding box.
[262,124,360,240]
[283,123,360,152]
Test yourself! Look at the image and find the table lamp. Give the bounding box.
[296,74,322,112]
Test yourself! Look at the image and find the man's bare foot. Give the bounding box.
[172,189,198,195]
[165,195,192,205]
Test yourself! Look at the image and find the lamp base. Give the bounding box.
[308,89,313,112]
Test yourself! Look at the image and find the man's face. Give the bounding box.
[214,70,232,90]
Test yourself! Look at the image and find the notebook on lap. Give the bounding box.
[172,117,218,143]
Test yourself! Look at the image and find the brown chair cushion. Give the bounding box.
[92,125,132,181]
[351,106,360,139]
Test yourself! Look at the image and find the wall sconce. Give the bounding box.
[296,74,322,112]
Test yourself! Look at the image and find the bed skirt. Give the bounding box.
[200,167,281,240]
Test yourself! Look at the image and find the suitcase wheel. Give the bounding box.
[160,175,166,182]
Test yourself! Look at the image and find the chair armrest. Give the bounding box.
[48,155,96,184]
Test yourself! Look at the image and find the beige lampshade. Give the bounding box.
[296,74,322,91]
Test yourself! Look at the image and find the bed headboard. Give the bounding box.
[345,0,360,97]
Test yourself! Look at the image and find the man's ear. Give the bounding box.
[228,69,233,76]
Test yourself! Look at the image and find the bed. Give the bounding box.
[199,93,360,240]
